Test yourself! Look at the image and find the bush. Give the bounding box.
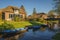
[0,22,15,31]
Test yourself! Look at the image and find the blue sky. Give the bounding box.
[0,0,54,15]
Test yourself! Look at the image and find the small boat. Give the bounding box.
[32,25,41,29]
[0,28,26,38]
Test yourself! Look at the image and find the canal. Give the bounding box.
[0,25,59,40]
[19,28,56,40]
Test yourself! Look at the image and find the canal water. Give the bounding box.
[19,28,56,40]
[0,25,59,40]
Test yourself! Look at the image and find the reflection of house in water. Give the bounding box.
[0,5,27,21]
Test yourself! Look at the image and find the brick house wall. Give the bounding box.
[0,6,27,21]
[4,11,14,20]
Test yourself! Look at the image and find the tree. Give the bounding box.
[14,15,21,21]
[52,1,60,40]
[53,0,60,15]
[48,10,55,18]
[53,0,60,27]
[32,8,37,21]
[0,21,15,31]
[32,8,37,14]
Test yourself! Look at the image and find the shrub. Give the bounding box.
[0,22,15,31]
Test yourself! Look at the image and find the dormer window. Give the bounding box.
[14,10,19,14]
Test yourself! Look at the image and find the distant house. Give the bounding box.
[33,13,48,19]
[0,5,27,21]
[37,13,48,19]
[32,8,48,19]
[27,15,33,20]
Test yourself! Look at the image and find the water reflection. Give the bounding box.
[19,28,56,40]
[0,26,58,40]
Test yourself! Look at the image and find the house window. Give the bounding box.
[14,10,19,14]
[2,12,5,20]
[18,15,20,17]
[20,15,23,18]
[9,14,13,18]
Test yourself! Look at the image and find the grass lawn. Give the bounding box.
[0,20,46,29]
[6,21,45,29]
[7,21,32,29]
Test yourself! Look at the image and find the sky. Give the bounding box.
[0,0,54,15]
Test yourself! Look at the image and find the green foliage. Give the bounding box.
[53,0,60,14]
[48,10,55,18]
[33,18,39,21]
[39,18,47,24]
[29,21,40,26]
[52,33,60,40]
[14,15,21,21]
[0,21,15,31]
[7,21,32,28]
[53,0,60,25]
[29,21,45,26]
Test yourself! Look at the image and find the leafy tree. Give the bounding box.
[53,0,60,25]
[32,8,37,20]
[14,15,21,21]
[52,0,60,40]
[53,0,60,15]
[48,10,55,18]
[39,18,47,24]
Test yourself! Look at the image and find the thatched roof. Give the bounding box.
[6,6,19,10]
[0,6,19,13]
